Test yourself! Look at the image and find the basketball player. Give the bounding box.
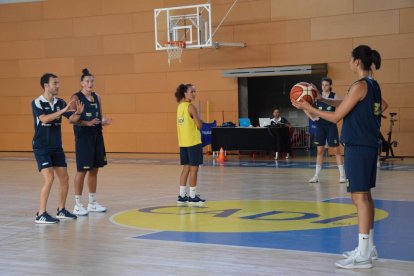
[175,84,206,205]
[70,69,112,216]
[304,77,346,183]
[292,45,383,269]
[32,73,83,223]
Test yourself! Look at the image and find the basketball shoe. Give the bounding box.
[177,195,189,205]
[188,195,206,206]
[35,211,60,224]
[88,202,107,212]
[335,251,373,269]
[56,208,77,219]
[73,204,89,216]
[308,175,319,183]
[343,246,378,260]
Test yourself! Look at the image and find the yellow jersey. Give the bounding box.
[177,101,201,147]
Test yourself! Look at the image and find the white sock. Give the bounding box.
[358,233,370,258]
[369,229,374,248]
[315,165,322,177]
[179,186,186,197]
[89,193,96,204]
[338,164,345,178]
[189,187,196,198]
[75,195,82,206]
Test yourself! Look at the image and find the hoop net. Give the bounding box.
[164,41,186,66]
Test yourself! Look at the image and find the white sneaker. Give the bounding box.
[73,204,89,216]
[308,175,319,183]
[343,246,378,260]
[335,251,373,269]
[339,176,347,183]
[88,202,107,212]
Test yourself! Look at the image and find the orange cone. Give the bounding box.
[217,147,226,162]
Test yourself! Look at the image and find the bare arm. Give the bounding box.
[317,95,343,107]
[38,100,74,123]
[382,98,389,113]
[188,104,202,129]
[292,81,367,124]
[68,101,84,123]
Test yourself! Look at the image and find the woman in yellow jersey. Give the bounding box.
[175,84,206,205]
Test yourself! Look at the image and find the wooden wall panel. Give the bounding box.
[45,36,104,58]
[135,93,176,113]
[101,133,137,152]
[103,33,154,55]
[42,0,103,20]
[0,2,43,22]
[400,7,414,33]
[400,58,414,83]
[73,14,134,37]
[166,71,236,92]
[74,55,135,75]
[354,33,414,59]
[399,108,414,132]
[102,0,163,14]
[134,51,200,73]
[271,39,353,65]
[0,133,32,151]
[354,0,414,13]
[311,10,399,40]
[0,22,18,41]
[103,73,168,94]
[18,58,75,78]
[102,94,136,114]
[132,12,155,33]
[199,45,271,70]
[270,0,352,20]
[0,40,45,60]
[381,83,414,108]
[0,60,19,79]
[234,20,310,46]
[16,19,74,40]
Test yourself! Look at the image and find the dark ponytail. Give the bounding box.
[352,45,381,71]
[174,84,190,102]
[81,68,93,81]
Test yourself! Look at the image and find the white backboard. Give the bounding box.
[154,4,212,50]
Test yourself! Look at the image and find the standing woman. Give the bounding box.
[175,84,206,205]
[292,45,382,269]
[71,69,112,216]
[305,77,346,183]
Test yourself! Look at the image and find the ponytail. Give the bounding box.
[352,45,381,71]
[175,84,189,102]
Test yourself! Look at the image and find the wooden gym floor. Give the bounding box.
[0,151,413,275]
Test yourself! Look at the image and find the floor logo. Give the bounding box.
[111,200,388,232]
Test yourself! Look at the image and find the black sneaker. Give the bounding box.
[56,208,77,220]
[188,195,206,205]
[35,211,60,224]
[177,195,189,205]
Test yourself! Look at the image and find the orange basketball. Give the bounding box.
[290,82,318,105]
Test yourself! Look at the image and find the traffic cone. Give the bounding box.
[217,147,226,162]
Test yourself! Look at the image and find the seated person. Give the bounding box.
[269,108,292,159]
[270,108,291,127]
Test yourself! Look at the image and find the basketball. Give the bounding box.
[290,82,318,104]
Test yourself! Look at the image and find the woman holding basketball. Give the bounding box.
[175,84,205,205]
[292,45,382,269]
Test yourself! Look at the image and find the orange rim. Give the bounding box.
[165,41,186,48]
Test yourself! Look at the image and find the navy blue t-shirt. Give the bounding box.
[73,91,102,136]
[315,91,336,125]
[32,95,72,149]
[340,77,382,148]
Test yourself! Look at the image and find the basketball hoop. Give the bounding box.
[164,41,186,66]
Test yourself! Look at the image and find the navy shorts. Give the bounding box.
[314,124,339,147]
[344,145,378,193]
[75,132,107,172]
[180,144,203,166]
[33,147,67,172]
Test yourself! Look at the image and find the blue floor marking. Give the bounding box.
[135,198,414,262]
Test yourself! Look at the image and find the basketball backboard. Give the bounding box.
[154,4,212,50]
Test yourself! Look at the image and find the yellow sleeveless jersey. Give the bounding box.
[177,102,201,147]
